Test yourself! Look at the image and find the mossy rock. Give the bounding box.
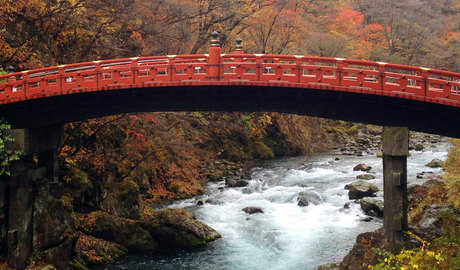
[73,234,127,267]
[100,180,143,219]
[78,211,159,252]
[250,141,275,159]
[144,208,221,248]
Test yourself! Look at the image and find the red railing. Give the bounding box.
[1,53,459,107]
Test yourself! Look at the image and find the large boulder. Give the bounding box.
[144,209,221,248]
[73,234,127,268]
[425,158,443,168]
[360,197,384,217]
[242,206,264,214]
[78,211,158,252]
[339,229,387,270]
[347,180,378,200]
[353,164,372,172]
[297,191,322,207]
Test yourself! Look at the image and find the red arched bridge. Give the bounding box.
[2,34,460,269]
[0,36,459,137]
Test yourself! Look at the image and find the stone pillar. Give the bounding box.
[382,126,409,244]
[8,156,45,269]
[5,125,63,269]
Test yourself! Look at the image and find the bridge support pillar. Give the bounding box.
[382,126,409,245]
[5,125,62,269]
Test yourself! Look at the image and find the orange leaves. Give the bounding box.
[332,7,364,34]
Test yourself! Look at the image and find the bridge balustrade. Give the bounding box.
[1,53,459,107]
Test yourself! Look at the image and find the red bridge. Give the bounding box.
[1,34,459,137]
[2,33,460,269]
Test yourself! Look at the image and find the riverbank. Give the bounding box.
[320,139,460,270]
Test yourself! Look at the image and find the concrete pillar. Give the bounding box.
[382,126,409,244]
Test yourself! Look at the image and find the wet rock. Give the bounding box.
[73,234,127,267]
[347,180,378,200]
[144,209,221,248]
[242,206,264,214]
[343,202,352,209]
[353,164,372,172]
[197,200,204,206]
[414,144,424,151]
[297,191,322,207]
[360,197,384,218]
[78,211,158,252]
[356,174,375,180]
[226,179,249,187]
[425,158,443,168]
[359,217,373,222]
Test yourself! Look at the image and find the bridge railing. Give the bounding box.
[1,52,459,107]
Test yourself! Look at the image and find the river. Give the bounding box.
[113,138,449,270]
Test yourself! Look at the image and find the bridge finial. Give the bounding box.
[235,38,243,52]
[210,31,220,47]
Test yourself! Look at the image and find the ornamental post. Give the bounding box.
[207,31,221,80]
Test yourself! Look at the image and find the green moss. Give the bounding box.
[238,115,253,130]
[250,141,275,159]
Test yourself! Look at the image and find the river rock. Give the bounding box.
[144,208,221,248]
[347,180,378,200]
[414,143,424,151]
[425,158,443,168]
[73,234,127,267]
[297,191,322,207]
[356,174,375,180]
[353,164,372,172]
[226,179,249,187]
[360,197,384,217]
[242,206,264,214]
[78,211,159,252]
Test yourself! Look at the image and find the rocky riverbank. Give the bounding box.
[318,134,459,270]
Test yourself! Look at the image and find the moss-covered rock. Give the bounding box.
[33,186,75,251]
[144,208,221,248]
[73,234,127,268]
[100,180,143,219]
[78,211,158,252]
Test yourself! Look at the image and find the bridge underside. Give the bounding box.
[0,85,459,137]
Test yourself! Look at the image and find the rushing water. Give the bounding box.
[113,140,449,270]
